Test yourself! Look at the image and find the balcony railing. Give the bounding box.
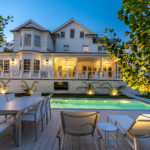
[0,70,123,80]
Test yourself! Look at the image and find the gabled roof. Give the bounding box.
[52,18,96,35]
[11,19,55,41]
[11,19,48,32]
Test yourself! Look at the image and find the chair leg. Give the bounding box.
[46,112,48,124]
[35,122,38,141]
[41,117,44,132]
[97,136,101,150]
[49,108,51,119]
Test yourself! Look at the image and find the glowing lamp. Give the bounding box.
[111,89,119,96]
[1,88,6,94]
[28,89,33,95]
[46,59,49,65]
[87,89,94,95]
[11,59,14,65]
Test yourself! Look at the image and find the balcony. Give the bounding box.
[0,70,123,80]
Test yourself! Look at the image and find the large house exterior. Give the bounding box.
[0,18,134,94]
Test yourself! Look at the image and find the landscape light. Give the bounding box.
[111,88,118,96]
[0,88,6,94]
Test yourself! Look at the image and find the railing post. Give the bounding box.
[105,71,107,80]
[57,71,59,79]
[114,71,116,80]
[76,70,78,80]
[10,70,13,78]
[29,71,32,78]
[39,70,41,78]
[86,71,88,79]
[20,70,22,78]
[66,71,69,79]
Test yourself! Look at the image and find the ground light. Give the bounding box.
[0,88,6,94]
[111,88,119,96]
[87,89,95,95]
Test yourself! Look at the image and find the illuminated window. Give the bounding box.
[34,35,41,47]
[98,45,107,52]
[4,60,10,71]
[24,34,31,46]
[83,45,89,52]
[0,60,3,70]
[34,60,40,71]
[24,59,30,71]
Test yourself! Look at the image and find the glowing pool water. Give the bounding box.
[51,99,150,110]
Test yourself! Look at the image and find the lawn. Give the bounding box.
[15,93,132,99]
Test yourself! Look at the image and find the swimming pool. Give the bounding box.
[51,98,150,110]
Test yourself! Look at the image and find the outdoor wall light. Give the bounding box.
[11,59,15,65]
[46,59,49,65]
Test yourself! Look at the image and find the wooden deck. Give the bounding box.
[0,109,150,150]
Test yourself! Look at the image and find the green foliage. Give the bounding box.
[0,80,11,89]
[22,81,38,95]
[101,0,150,93]
[96,82,126,95]
[0,16,13,47]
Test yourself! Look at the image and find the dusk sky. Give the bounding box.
[1,0,129,42]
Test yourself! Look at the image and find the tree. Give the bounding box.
[0,16,13,47]
[99,0,150,93]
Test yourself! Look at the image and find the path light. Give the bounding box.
[87,89,95,95]
[0,88,6,94]
[111,88,118,96]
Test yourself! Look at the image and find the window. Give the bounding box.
[0,60,3,70]
[34,35,41,47]
[20,36,22,47]
[61,32,65,38]
[98,45,107,52]
[82,45,89,52]
[64,45,70,52]
[24,59,30,71]
[4,60,10,71]
[70,29,75,38]
[80,31,84,38]
[34,60,40,71]
[24,34,31,46]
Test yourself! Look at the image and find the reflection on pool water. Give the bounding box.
[51,99,150,110]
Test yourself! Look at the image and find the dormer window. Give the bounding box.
[24,34,31,46]
[70,29,75,38]
[61,32,65,38]
[34,35,41,47]
[83,45,89,52]
[80,31,84,38]
[98,45,107,52]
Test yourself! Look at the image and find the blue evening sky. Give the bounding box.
[0,0,129,42]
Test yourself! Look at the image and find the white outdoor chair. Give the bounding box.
[0,115,16,143]
[108,114,150,150]
[6,93,15,101]
[21,100,43,140]
[47,94,53,119]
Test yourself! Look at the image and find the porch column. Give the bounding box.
[76,57,78,79]
[100,57,102,79]
[52,56,54,79]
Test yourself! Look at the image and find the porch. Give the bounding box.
[0,56,122,80]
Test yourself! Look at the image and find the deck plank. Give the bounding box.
[0,109,150,150]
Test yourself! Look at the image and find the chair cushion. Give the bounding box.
[108,114,134,135]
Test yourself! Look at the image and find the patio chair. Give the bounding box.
[0,115,16,143]
[108,114,150,150]
[47,94,53,119]
[21,100,43,140]
[56,111,102,150]
[6,93,15,101]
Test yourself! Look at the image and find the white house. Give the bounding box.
[0,18,128,94]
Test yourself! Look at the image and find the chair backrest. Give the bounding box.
[61,111,100,136]
[47,94,53,108]
[41,97,48,115]
[35,100,43,120]
[129,114,150,137]
[0,94,7,103]
[31,92,41,96]
[6,93,15,101]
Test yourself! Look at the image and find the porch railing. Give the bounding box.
[0,70,123,80]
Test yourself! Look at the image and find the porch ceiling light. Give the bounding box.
[65,58,69,64]
[46,59,49,65]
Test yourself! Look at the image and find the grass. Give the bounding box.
[15,93,132,99]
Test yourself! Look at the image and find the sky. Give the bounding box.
[0,0,129,42]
